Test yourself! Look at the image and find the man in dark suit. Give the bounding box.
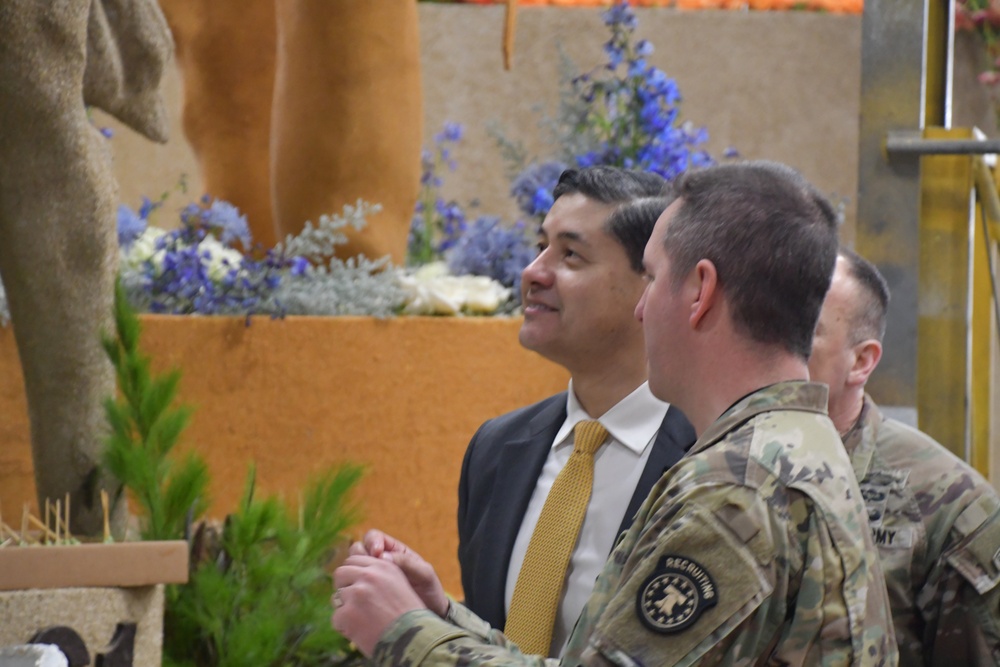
[457,167,696,657]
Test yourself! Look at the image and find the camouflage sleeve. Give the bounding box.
[585,481,880,666]
[445,600,500,638]
[585,495,780,666]
[371,608,558,667]
[924,496,1000,666]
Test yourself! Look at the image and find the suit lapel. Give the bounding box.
[615,405,697,539]
[479,397,566,627]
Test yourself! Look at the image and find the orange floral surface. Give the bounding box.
[460,0,862,13]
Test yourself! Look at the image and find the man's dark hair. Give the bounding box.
[663,161,839,360]
[605,196,673,272]
[553,167,671,273]
[839,246,890,344]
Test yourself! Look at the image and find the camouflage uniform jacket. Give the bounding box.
[845,395,1000,665]
[373,382,897,666]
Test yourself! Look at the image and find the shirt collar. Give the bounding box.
[553,379,669,455]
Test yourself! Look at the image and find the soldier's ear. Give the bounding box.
[847,338,882,388]
[688,259,719,329]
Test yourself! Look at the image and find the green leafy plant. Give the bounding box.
[101,279,364,666]
[165,465,364,667]
[102,280,209,540]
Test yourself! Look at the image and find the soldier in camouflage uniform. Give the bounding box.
[332,162,898,665]
[809,248,1000,665]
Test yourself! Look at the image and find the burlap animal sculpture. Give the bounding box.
[158,0,424,259]
[0,0,173,536]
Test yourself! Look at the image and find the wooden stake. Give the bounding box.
[15,505,39,545]
[101,490,111,543]
[54,499,61,543]
[26,513,59,542]
[64,492,72,543]
[44,498,51,545]
[503,0,518,71]
[0,518,24,542]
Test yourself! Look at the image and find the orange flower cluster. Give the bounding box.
[461,0,862,13]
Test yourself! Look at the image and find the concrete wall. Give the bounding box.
[99,6,863,236]
[91,3,1000,485]
[90,5,1000,471]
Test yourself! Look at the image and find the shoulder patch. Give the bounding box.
[946,508,1000,594]
[636,555,718,634]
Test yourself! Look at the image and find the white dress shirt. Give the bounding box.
[503,380,669,656]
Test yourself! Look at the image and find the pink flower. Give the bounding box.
[977,70,1000,86]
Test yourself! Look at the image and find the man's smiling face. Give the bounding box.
[519,192,647,372]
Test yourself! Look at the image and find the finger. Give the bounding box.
[333,556,379,588]
[335,554,399,583]
[331,588,346,610]
[389,549,427,578]
[331,602,349,634]
[363,529,386,558]
[388,550,426,583]
[367,530,414,557]
[348,540,367,557]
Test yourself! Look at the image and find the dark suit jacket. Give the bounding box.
[456,392,696,630]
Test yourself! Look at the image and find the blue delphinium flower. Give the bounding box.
[290,256,310,277]
[604,2,638,30]
[130,196,296,316]
[205,200,252,247]
[178,197,252,248]
[510,160,567,220]
[117,195,165,248]
[409,122,469,265]
[496,0,718,225]
[115,196,398,319]
[117,203,148,248]
[563,0,713,180]
[435,122,464,144]
[446,217,536,301]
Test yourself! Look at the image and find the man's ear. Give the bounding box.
[847,339,882,388]
[689,259,719,328]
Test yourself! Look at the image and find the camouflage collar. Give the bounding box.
[843,395,883,482]
[690,381,829,456]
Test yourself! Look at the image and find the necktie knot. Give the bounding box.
[573,420,608,456]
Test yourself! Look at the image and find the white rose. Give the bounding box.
[398,266,510,315]
[398,272,462,315]
[199,236,244,281]
[459,275,511,314]
[120,226,168,272]
[413,261,450,280]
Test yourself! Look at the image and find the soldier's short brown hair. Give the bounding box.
[663,161,839,360]
[838,246,890,344]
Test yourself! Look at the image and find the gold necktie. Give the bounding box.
[505,420,609,656]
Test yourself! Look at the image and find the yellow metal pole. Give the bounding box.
[969,158,993,475]
[918,127,973,458]
[923,0,949,128]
